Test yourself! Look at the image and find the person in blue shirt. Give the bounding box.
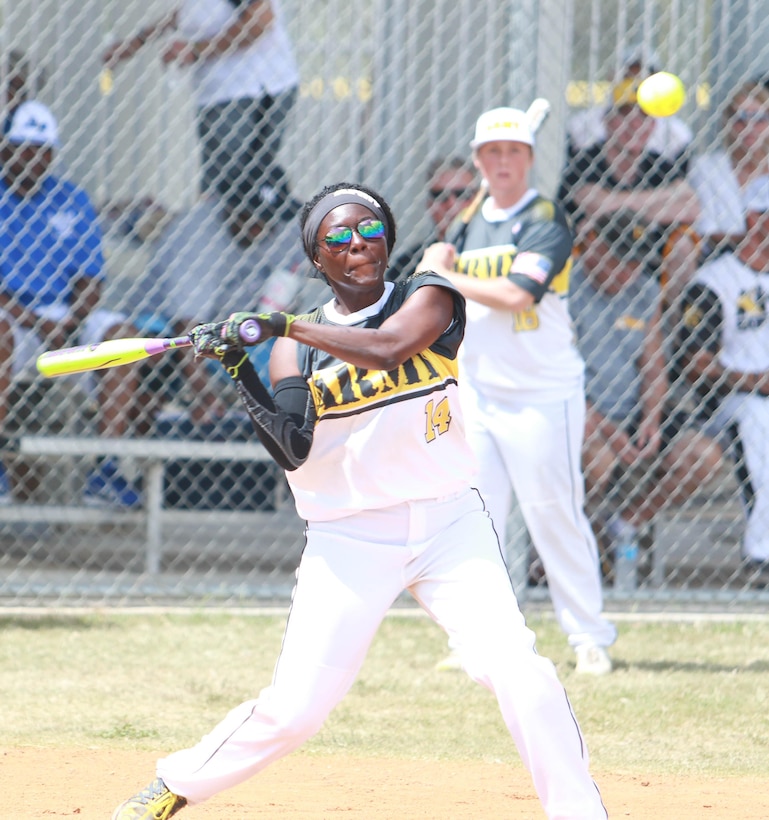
[0,100,143,506]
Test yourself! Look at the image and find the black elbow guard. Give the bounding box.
[221,351,314,470]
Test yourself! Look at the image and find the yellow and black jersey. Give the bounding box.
[287,272,478,521]
[676,253,769,412]
[448,190,585,401]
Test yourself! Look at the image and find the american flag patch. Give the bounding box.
[512,252,552,284]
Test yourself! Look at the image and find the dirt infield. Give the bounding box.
[3,747,767,819]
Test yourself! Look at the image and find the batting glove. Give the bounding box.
[222,311,297,347]
[189,321,237,360]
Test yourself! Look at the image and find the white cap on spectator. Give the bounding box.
[742,175,769,213]
[471,107,534,148]
[4,100,60,147]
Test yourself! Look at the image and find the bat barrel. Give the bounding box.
[36,336,194,378]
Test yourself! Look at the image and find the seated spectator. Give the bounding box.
[128,172,326,425]
[558,72,698,237]
[675,179,769,587]
[0,101,145,506]
[688,77,769,257]
[559,67,702,334]
[386,156,477,282]
[570,211,723,585]
[566,47,692,168]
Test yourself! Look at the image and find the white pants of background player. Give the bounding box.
[718,393,769,561]
[156,489,607,819]
[461,382,616,651]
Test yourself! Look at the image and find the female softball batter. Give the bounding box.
[112,182,607,820]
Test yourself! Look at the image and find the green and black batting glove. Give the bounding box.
[222,311,297,346]
[189,321,240,360]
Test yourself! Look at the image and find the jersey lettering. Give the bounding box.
[513,308,539,331]
[309,347,458,419]
[424,395,452,442]
[736,286,767,329]
[457,245,516,280]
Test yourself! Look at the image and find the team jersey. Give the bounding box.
[286,272,477,521]
[677,254,769,410]
[448,190,585,401]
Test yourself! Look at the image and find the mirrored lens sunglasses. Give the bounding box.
[323,218,386,251]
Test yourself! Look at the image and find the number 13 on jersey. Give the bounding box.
[424,396,452,442]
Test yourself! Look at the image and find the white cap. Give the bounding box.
[471,107,534,149]
[4,100,60,147]
[742,175,769,213]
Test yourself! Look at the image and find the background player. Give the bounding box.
[675,177,769,587]
[111,182,608,820]
[419,106,617,675]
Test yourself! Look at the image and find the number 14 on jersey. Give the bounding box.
[424,396,452,442]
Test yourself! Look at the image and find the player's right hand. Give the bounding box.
[189,321,238,360]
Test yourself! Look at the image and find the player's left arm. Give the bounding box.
[418,205,573,314]
[273,281,459,373]
[429,262,536,313]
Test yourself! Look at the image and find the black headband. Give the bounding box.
[302,188,388,257]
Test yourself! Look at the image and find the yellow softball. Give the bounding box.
[636,72,686,117]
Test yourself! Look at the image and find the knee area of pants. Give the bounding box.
[473,647,558,687]
[263,695,329,740]
[263,711,325,744]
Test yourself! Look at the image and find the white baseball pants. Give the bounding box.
[460,383,616,650]
[157,489,607,819]
[723,393,769,561]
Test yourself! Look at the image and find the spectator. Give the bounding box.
[688,77,769,256]
[566,47,692,170]
[130,173,323,424]
[103,0,299,203]
[2,49,47,112]
[0,101,144,506]
[419,106,616,675]
[558,71,698,238]
[386,156,477,282]
[570,210,723,587]
[675,177,769,587]
[558,66,701,331]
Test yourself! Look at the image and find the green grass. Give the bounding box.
[1,611,767,776]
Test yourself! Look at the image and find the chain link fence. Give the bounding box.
[1,0,768,608]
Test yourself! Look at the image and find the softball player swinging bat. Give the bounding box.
[111,182,608,820]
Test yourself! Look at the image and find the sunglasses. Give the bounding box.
[322,218,386,251]
[429,187,473,201]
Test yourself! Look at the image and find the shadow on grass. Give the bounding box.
[0,614,120,631]
[611,658,769,673]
